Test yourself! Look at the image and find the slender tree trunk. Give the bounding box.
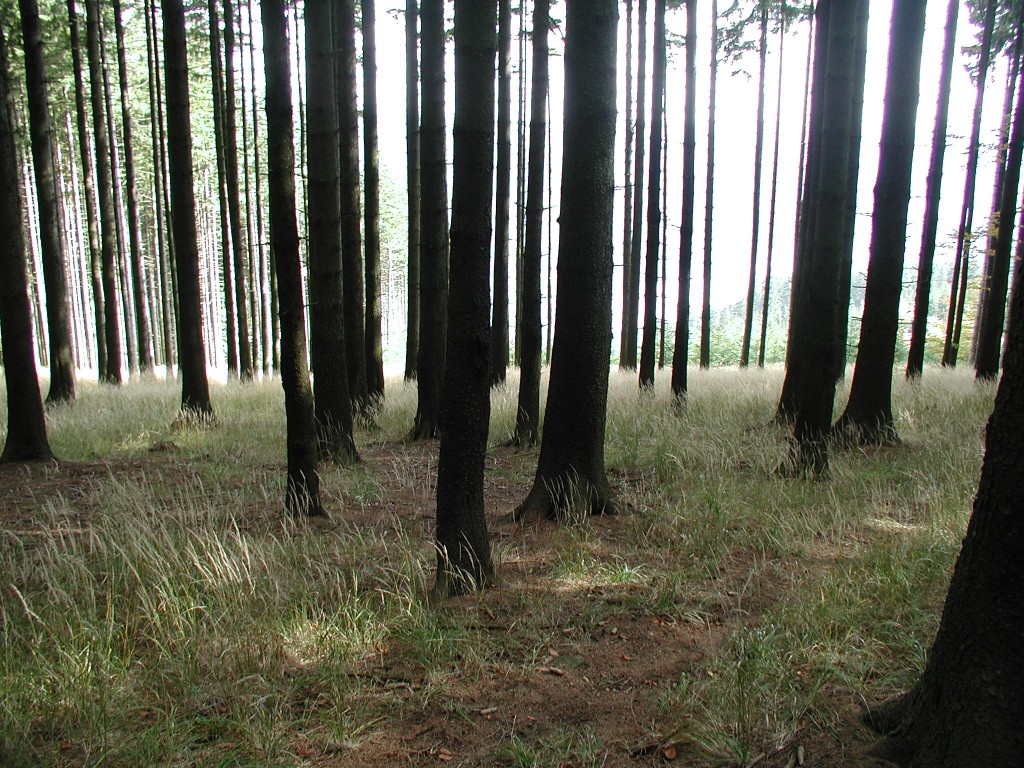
[515,0,618,522]
[362,0,385,402]
[623,0,647,371]
[512,0,549,447]
[619,0,634,368]
[699,0,716,370]
[113,0,154,374]
[435,0,498,597]
[413,0,449,439]
[740,3,768,369]
[163,0,213,419]
[659,105,668,369]
[18,0,76,403]
[639,0,665,387]
[514,2,527,366]
[405,0,421,382]
[261,0,322,516]
[906,0,958,379]
[833,0,927,446]
[0,19,52,462]
[85,0,122,384]
[671,0,697,399]
[490,0,512,385]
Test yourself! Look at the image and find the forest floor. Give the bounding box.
[0,369,987,767]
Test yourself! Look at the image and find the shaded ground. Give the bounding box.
[0,444,892,768]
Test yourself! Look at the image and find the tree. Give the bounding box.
[490,0,512,386]
[363,0,385,403]
[699,0,717,370]
[622,0,647,371]
[619,0,634,370]
[435,0,498,597]
[18,0,76,403]
[405,0,421,382]
[863,191,1024,768]
[0,17,51,463]
[413,0,449,439]
[671,0,697,399]
[306,0,357,463]
[86,0,122,385]
[906,0,958,379]
[833,0,927,446]
[163,0,214,419]
[512,0,549,447]
[262,0,322,517]
[515,0,618,522]
[638,0,666,388]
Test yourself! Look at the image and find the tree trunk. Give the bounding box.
[515,0,618,522]
[699,0,717,370]
[671,0,697,399]
[514,2,526,366]
[413,0,449,439]
[362,0,385,403]
[404,0,421,382]
[864,191,1024,768]
[0,19,52,463]
[18,0,76,403]
[306,0,358,464]
[623,0,647,371]
[740,3,768,369]
[162,0,214,420]
[113,0,154,374]
[85,0,122,384]
[261,0,322,517]
[512,0,549,447]
[833,0,927,446]
[906,0,958,379]
[619,0,634,369]
[435,0,498,597]
[490,0,512,386]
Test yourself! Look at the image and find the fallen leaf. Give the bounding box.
[537,666,565,676]
[663,745,678,760]
[621,655,634,661]
[437,748,454,761]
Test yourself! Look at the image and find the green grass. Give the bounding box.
[0,366,991,766]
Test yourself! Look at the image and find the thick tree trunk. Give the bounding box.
[833,0,927,446]
[18,0,76,403]
[261,0,322,517]
[700,0,717,370]
[404,0,421,382]
[162,0,213,419]
[435,0,498,597]
[515,0,618,522]
[490,0,512,386]
[0,20,52,463]
[671,0,697,399]
[512,0,549,447]
[639,0,666,388]
[362,0,385,403]
[413,0,449,439]
[622,0,647,371]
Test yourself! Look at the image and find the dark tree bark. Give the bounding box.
[435,0,497,597]
[162,0,213,420]
[362,0,385,403]
[789,0,857,475]
[943,0,997,367]
[863,195,1024,768]
[699,0,717,370]
[262,0,322,517]
[336,0,369,409]
[306,0,357,464]
[976,23,1024,381]
[85,0,122,384]
[833,0,927,446]
[404,0,421,382]
[68,0,106,380]
[671,0,697,399]
[619,0,634,369]
[740,2,768,369]
[413,0,449,439]
[515,0,618,522]
[18,0,76,403]
[513,1,526,366]
[490,0,512,386]
[906,0,958,379]
[223,0,253,380]
[112,0,154,375]
[622,0,647,371]
[512,0,549,447]
[639,0,666,388]
[0,19,51,463]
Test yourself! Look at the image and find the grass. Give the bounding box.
[0,365,992,766]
